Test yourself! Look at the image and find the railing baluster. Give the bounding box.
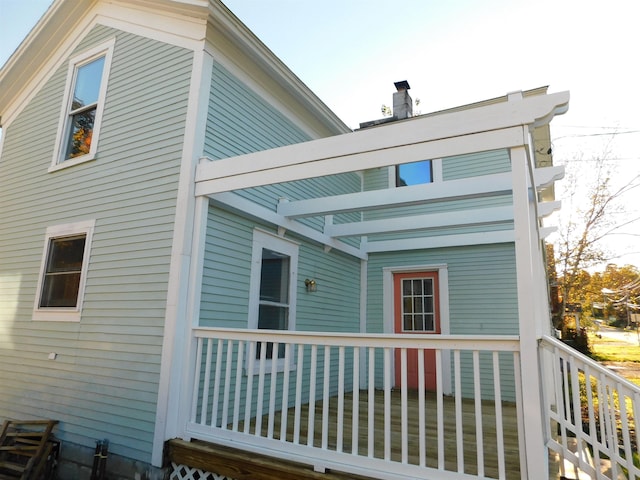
[436,348,445,470]
[221,339,234,428]
[268,342,279,439]
[583,365,601,472]
[513,351,526,477]
[454,349,463,473]
[244,341,256,434]
[418,348,426,467]
[280,343,292,442]
[211,338,223,427]
[200,338,213,425]
[337,346,345,453]
[294,344,304,444]
[322,345,331,450]
[435,349,444,470]
[307,344,318,447]
[473,350,484,477]
[400,347,408,464]
[232,340,244,431]
[384,347,391,461]
[351,346,359,456]
[254,340,268,436]
[367,346,375,458]
[492,351,505,480]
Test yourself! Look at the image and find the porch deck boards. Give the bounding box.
[235,389,522,479]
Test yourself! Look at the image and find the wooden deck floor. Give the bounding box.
[173,389,525,479]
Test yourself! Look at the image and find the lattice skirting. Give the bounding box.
[170,462,237,480]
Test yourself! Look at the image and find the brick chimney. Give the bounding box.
[392,80,412,119]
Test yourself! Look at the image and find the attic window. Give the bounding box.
[50,39,114,172]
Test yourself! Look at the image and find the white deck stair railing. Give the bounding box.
[540,335,640,479]
[185,327,526,480]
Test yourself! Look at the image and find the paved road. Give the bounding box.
[596,325,640,345]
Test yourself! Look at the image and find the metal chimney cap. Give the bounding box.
[394,80,410,91]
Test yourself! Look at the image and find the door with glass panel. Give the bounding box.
[393,271,440,390]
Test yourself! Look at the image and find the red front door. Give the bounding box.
[394,271,440,390]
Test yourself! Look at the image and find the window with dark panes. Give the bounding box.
[40,235,86,308]
[401,277,436,332]
[257,249,290,359]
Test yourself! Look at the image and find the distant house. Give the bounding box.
[1,1,635,480]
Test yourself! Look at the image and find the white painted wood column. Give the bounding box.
[152,48,213,466]
[510,143,549,478]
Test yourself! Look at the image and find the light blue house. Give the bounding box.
[2,1,635,480]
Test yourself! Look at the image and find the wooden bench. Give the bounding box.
[0,420,58,480]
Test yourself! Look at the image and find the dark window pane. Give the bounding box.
[40,273,81,307]
[66,108,96,158]
[424,297,434,314]
[72,56,105,109]
[403,297,412,314]
[414,315,425,331]
[46,237,85,273]
[424,279,433,296]
[403,314,412,331]
[259,249,289,303]
[402,279,411,296]
[413,297,423,314]
[425,314,435,331]
[258,305,288,331]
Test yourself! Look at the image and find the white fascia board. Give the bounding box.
[210,192,367,260]
[279,172,513,218]
[326,206,514,238]
[196,126,525,196]
[365,230,516,253]
[538,200,561,218]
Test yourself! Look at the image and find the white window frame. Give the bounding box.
[50,39,115,172]
[33,219,96,321]
[247,229,299,374]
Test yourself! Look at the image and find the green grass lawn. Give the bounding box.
[589,332,640,385]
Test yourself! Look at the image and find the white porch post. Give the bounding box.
[510,142,549,478]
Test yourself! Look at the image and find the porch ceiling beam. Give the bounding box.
[279,172,513,218]
[325,205,514,238]
[195,91,568,197]
[364,230,516,253]
[196,127,526,196]
[209,192,367,259]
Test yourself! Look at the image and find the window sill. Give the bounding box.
[32,309,81,322]
[48,153,97,173]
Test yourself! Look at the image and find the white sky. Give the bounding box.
[1,0,639,268]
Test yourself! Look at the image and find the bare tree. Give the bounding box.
[552,140,640,328]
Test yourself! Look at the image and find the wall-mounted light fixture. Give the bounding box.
[304,279,317,292]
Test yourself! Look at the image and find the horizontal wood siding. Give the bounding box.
[201,206,361,332]
[442,149,511,180]
[0,24,192,463]
[204,61,361,232]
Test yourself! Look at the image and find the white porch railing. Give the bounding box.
[185,327,525,480]
[540,334,640,479]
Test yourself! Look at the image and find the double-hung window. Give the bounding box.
[33,220,95,321]
[51,39,114,171]
[248,230,298,371]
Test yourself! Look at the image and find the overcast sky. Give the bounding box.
[1,0,638,268]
